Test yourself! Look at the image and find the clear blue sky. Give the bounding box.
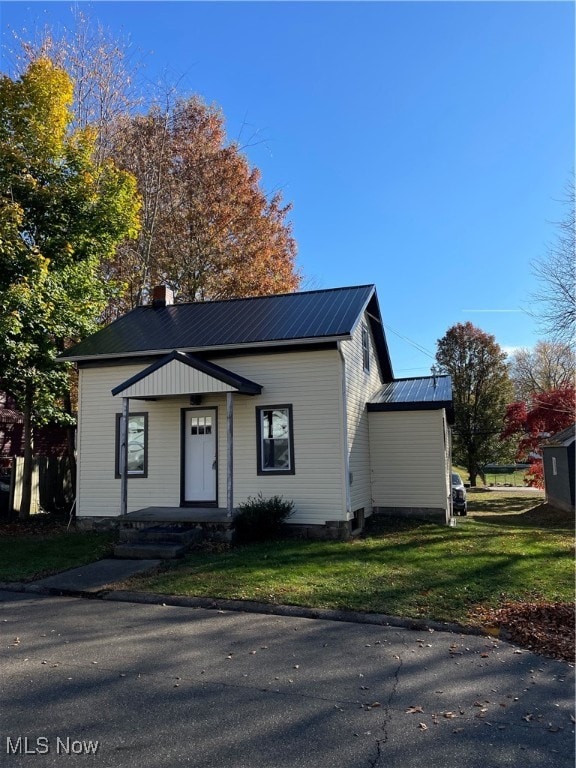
[1,1,573,376]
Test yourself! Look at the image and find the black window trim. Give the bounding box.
[256,404,295,476]
[115,411,149,479]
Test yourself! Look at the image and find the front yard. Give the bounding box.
[1,492,573,658]
[118,492,573,627]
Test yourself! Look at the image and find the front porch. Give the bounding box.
[114,506,236,558]
[123,506,234,523]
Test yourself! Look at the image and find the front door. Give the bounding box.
[183,409,217,503]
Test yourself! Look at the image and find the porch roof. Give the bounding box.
[111,350,262,399]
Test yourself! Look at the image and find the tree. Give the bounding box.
[502,386,576,488]
[508,340,575,402]
[0,59,140,516]
[11,13,300,316]
[104,96,300,316]
[530,181,575,343]
[13,8,141,164]
[436,322,515,486]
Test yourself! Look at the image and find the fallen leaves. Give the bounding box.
[470,601,575,662]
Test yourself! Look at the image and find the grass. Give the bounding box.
[121,492,574,626]
[0,523,115,582]
[453,464,529,487]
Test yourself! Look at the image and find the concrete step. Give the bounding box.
[114,542,189,560]
[118,524,203,545]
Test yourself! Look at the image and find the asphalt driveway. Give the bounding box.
[1,591,574,768]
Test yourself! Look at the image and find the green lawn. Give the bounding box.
[0,528,115,582]
[121,492,574,625]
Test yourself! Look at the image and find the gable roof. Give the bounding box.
[368,375,454,423]
[111,351,262,398]
[60,285,393,379]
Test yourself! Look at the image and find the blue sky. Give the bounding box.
[1,1,573,376]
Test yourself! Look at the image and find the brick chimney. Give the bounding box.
[151,285,174,308]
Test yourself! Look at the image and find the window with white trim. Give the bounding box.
[256,405,295,475]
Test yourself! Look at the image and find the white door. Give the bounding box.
[184,409,217,502]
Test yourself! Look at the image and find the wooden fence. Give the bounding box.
[5,456,74,517]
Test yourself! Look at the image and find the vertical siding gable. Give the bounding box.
[118,358,236,398]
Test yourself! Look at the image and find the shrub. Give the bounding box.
[233,493,295,543]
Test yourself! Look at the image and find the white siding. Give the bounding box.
[340,316,385,517]
[368,409,450,511]
[77,349,347,525]
[119,358,236,398]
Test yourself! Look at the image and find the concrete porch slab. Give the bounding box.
[124,507,234,523]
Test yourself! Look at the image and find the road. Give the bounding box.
[1,591,574,767]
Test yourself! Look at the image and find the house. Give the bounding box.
[0,392,72,516]
[541,424,575,513]
[59,285,454,537]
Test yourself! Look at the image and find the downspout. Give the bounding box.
[337,342,352,518]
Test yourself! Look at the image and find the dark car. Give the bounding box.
[451,472,467,515]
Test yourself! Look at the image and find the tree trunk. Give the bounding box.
[63,389,77,516]
[19,386,34,519]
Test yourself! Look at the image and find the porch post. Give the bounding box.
[120,397,130,516]
[226,392,233,517]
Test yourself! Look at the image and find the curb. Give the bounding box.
[0,581,487,637]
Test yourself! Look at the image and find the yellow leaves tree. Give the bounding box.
[0,59,140,516]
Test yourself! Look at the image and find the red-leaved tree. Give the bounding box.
[502,386,576,487]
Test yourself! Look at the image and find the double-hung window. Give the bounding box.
[115,412,148,478]
[256,405,295,475]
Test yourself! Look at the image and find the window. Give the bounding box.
[190,415,213,436]
[361,324,370,372]
[115,413,148,478]
[552,457,557,476]
[256,405,295,475]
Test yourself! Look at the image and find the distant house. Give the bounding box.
[59,285,454,537]
[541,425,575,513]
[0,392,69,464]
[0,392,71,516]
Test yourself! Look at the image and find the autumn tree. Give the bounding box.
[0,59,140,516]
[508,340,575,402]
[12,8,141,164]
[530,181,575,343]
[104,96,299,316]
[436,322,515,486]
[11,13,300,316]
[502,386,576,487]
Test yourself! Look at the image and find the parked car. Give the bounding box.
[451,472,467,515]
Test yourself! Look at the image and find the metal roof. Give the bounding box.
[541,423,575,447]
[368,375,454,422]
[60,285,393,379]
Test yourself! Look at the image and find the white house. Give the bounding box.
[60,284,454,537]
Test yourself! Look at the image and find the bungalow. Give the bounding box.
[60,285,454,537]
[541,424,575,513]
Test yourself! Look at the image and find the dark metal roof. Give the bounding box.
[541,424,576,447]
[111,351,262,397]
[60,285,393,380]
[368,375,454,422]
